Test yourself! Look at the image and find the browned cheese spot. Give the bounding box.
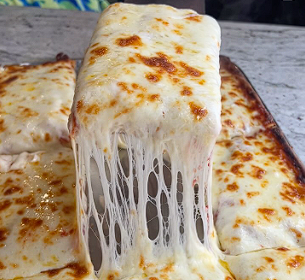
[49,179,62,186]
[114,108,131,119]
[175,45,183,54]
[181,86,192,96]
[185,14,202,22]
[55,159,71,165]
[247,191,260,198]
[0,228,9,242]
[0,119,6,132]
[116,35,143,47]
[0,261,6,269]
[137,53,177,73]
[231,151,253,162]
[180,62,203,77]
[85,103,101,115]
[145,73,160,83]
[155,18,169,26]
[189,102,208,121]
[76,100,84,113]
[258,208,276,222]
[89,46,108,65]
[250,165,266,179]
[287,255,304,269]
[18,107,39,118]
[223,119,234,128]
[0,75,19,96]
[15,195,36,208]
[44,133,52,142]
[4,185,22,196]
[0,200,12,212]
[282,206,295,216]
[117,82,133,94]
[227,182,239,192]
[230,164,244,175]
[66,263,89,278]
[148,94,160,102]
[291,228,303,239]
[264,257,274,263]
[256,266,265,272]
[280,182,305,204]
[277,247,289,251]
[129,57,136,63]
[18,217,43,241]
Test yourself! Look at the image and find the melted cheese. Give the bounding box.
[226,247,305,280]
[0,148,91,279]
[218,65,264,141]
[213,61,305,255]
[0,60,76,154]
[70,3,231,280]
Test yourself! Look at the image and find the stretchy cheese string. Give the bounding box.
[73,128,214,279]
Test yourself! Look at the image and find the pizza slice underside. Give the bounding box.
[69,3,236,280]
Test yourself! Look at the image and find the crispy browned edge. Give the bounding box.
[220,55,305,185]
[0,53,74,69]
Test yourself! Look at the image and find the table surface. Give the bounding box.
[0,6,304,163]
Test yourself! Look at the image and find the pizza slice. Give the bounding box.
[69,3,233,279]
[0,148,92,279]
[226,247,305,280]
[0,58,76,154]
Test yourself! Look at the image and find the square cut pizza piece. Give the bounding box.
[69,3,227,280]
[226,246,305,280]
[213,132,305,255]
[0,59,76,154]
[0,148,92,279]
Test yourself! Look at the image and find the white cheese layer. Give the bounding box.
[0,148,91,279]
[70,3,229,280]
[226,247,305,280]
[0,60,76,154]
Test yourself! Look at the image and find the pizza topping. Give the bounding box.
[116,35,143,47]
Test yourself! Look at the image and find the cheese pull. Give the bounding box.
[69,3,230,280]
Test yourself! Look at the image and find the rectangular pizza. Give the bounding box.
[69,3,234,280]
[0,58,76,155]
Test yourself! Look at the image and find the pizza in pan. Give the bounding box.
[0,2,304,280]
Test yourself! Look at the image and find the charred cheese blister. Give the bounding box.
[69,3,232,280]
[226,247,305,280]
[0,59,76,155]
[0,148,93,279]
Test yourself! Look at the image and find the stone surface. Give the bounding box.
[0,6,304,163]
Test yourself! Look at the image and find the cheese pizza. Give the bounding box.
[69,3,233,280]
[0,148,93,279]
[0,58,76,154]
